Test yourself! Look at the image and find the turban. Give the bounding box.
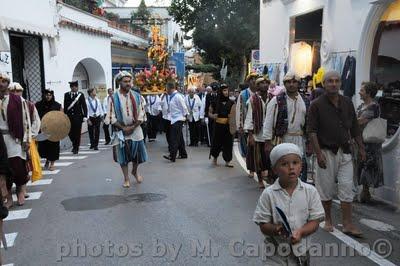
[322,70,340,85]
[9,82,24,91]
[255,76,270,85]
[115,71,133,82]
[270,143,302,167]
[0,73,10,83]
[283,72,300,82]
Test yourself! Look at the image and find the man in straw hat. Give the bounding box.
[0,73,32,207]
[307,70,366,236]
[64,80,88,154]
[105,71,147,188]
[263,72,310,183]
[244,77,270,189]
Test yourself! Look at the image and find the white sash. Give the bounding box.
[67,93,82,111]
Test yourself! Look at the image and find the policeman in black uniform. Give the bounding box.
[63,81,88,154]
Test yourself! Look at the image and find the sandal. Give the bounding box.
[225,162,234,168]
[49,165,56,171]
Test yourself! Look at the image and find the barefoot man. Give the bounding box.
[105,71,148,188]
[307,70,366,237]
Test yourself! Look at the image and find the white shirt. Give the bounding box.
[159,94,171,121]
[30,105,41,137]
[0,94,30,159]
[253,179,324,256]
[169,91,188,125]
[146,95,161,116]
[244,96,268,142]
[236,88,255,130]
[262,94,306,140]
[86,97,104,118]
[185,94,203,122]
[104,91,145,141]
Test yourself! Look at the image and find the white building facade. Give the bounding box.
[0,0,147,104]
[259,0,400,208]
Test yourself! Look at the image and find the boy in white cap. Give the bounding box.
[253,143,324,265]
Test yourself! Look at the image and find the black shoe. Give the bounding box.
[73,149,78,154]
[163,155,175,162]
[177,155,188,159]
[105,141,110,145]
[90,146,94,149]
[94,147,99,150]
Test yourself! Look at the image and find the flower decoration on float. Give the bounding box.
[135,24,174,94]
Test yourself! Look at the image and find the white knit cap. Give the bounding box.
[270,143,303,167]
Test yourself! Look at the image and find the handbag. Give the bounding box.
[362,117,387,143]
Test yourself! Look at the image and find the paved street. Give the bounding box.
[2,133,400,266]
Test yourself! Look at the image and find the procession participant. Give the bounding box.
[185,87,203,146]
[253,143,324,265]
[35,89,62,171]
[244,77,270,189]
[86,88,104,150]
[262,72,311,182]
[0,73,31,207]
[102,88,113,145]
[308,70,366,236]
[209,84,235,167]
[146,93,161,142]
[204,83,218,147]
[0,131,10,205]
[198,85,208,145]
[105,71,147,188]
[159,92,172,152]
[9,82,41,138]
[236,73,258,178]
[163,80,188,162]
[63,80,88,154]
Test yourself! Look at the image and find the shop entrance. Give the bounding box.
[9,31,45,102]
[370,0,400,138]
[289,9,323,78]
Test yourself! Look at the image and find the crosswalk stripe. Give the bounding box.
[41,156,87,161]
[27,179,53,186]
[42,170,60,175]
[40,162,73,167]
[4,209,31,221]
[12,192,42,202]
[3,263,14,266]
[1,233,18,248]
[80,147,109,151]
[60,151,100,155]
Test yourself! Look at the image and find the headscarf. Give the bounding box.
[270,143,302,167]
[215,83,230,115]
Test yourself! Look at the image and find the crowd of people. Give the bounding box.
[0,68,387,264]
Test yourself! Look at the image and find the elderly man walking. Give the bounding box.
[307,70,366,236]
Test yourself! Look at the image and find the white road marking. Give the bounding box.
[60,151,100,155]
[40,162,73,167]
[41,156,87,161]
[42,170,61,175]
[360,219,395,232]
[1,233,18,248]
[27,179,53,186]
[319,222,396,266]
[3,263,14,266]
[79,147,109,151]
[12,192,42,202]
[4,209,31,221]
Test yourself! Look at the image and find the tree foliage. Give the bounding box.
[130,0,152,35]
[169,0,259,83]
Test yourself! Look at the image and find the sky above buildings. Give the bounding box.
[125,0,171,6]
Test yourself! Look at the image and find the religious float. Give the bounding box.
[134,25,177,95]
